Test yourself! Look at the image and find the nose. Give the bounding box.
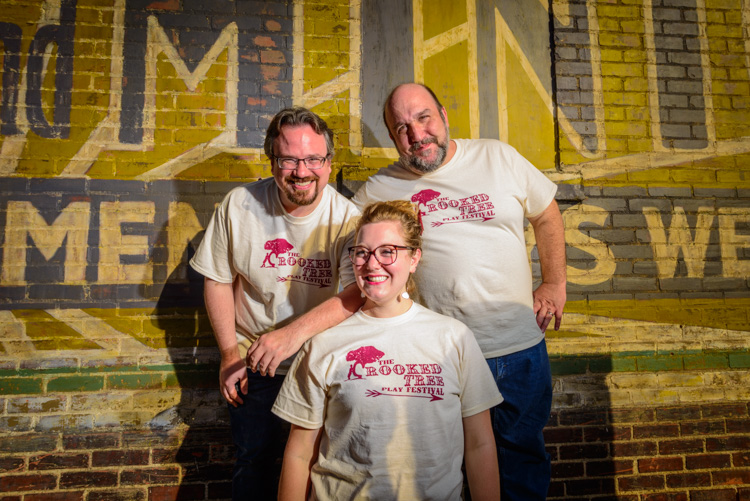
[407,123,426,144]
[365,252,381,268]
[293,160,313,177]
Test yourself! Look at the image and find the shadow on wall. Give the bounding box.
[145,181,236,497]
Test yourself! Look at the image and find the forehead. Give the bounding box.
[386,85,440,125]
[274,124,327,155]
[357,220,405,244]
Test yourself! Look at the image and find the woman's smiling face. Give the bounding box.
[353,220,420,313]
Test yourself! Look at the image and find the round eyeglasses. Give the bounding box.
[348,245,414,266]
[273,155,330,170]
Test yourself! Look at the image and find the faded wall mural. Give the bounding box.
[0,0,748,499]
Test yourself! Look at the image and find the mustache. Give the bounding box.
[409,137,438,153]
[287,175,317,184]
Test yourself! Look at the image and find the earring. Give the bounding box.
[361,291,366,298]
[401,291,410,300]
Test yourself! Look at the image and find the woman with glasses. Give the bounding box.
[272,200,501,500]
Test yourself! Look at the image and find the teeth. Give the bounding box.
[293,181,313,187]
[367,276,387,283]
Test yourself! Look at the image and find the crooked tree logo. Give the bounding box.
[345,345,445,402]
[411,189,496,228]
[263,238,333,288]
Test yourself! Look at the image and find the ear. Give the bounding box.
[409,248,422,273]
[440,107,449,128]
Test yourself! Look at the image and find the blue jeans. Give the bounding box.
[227,369,287,501]
[486,340,552,501]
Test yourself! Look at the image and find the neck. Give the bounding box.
[360,296,412,319]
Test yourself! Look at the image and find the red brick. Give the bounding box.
[681,420,725,436]
[564,478,615,496]
[148,485,205,501]
[544,427,582,444]
[734,451,750,467]
[120,467,180,486]
[92,449,149,467]
[707,436,750,452]
[0,435,57,453]
[559,443,608,460]
[727,418,750,434]
[0,456,24,473]
[584,425,632,442]
[686,453,731,470]
[611,440,657,457]
[712,468,750,486]
[609,408,655,424]
[643,494,688,501]
[689,489,739,501]
[181,462,232,482]
[552,461,585,478]
[586,459,634,477]
[0,474,57,492]
[558,408,608,426]
[29,453,89,470]
[25,494,85,501]
[209,444,234,463]
[87,491,146,501]
[547,480,565,498]
[702,403,748,418]
[666,472,711,488]
[659,438,704,454]
[60,471,118,489]
[633,423,680,439]
[207,482,231,499]
[617,475,666,491]
[656,405,701,421]
[739,487,750,501]
[63,433,120,450]
[0,496,22,501]
[639,456,684,472]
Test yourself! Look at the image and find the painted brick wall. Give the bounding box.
[0,0,748,500]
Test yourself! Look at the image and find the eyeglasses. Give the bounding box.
[348,245,414,266]
[273,155,330,170]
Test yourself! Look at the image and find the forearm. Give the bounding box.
[463,411,500,501]
[278,425,320,501]
[275,282,364,344]
[204,278,239,359]
[530,200,566,286]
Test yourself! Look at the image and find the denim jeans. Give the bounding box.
[486,339,552,501]
[227,369,288,501]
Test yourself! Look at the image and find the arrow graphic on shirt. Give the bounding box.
[431,216,494,227]
[365,389,443,402]
[276,276,329,288]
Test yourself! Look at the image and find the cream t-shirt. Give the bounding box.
[190,178,359,372]
[272,303,502,500]
[353,139,557,358]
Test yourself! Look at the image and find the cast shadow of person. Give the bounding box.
[147,218,235,498]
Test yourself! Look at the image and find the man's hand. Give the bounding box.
[533,281,566,332]
[219,353,248,407]
[246,327,301,378]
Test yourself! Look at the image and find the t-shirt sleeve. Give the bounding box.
[189,195,234,283]
[337,209,359,289]
[457,324,504,417]
[351,182,371,211]
[272,341,327,429]
[507,146,557,219]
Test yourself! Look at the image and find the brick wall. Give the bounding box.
[1,0,749,500]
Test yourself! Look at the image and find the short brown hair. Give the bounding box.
[263,107,334,159]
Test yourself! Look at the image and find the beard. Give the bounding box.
[283,175,320,206]
[402,128,450,174]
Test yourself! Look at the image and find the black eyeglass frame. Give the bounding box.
[272,155,331,170]
[348,245,415,266]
